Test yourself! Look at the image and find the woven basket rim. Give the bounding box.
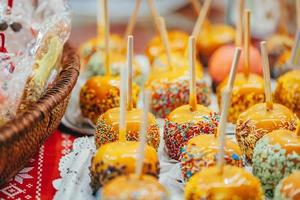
[0,43,80,144]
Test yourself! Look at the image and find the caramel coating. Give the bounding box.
[275,70,300,118]
[180,134,243,180]
[266,34,293,68]
[185,165,263,200]
[95,108,160,150]
[217,73,265,123]
[275,171,300,200]
[80,76,139,124]
[90,141,159,192]
[146,30,189,63]
[102,174,169,200]
[236,103,298,162]
[197,23,235,60]
[168,104,212,124]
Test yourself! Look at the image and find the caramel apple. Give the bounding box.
[180,134,243,181]
[102,174,169,200]
[95,107,160,150]
[79,76,139,124]
[146,30,189,64]
[90,141,159,192]
[274,171,300,200]
[164,105,219,160]
[197,23,235,63]
[253,130,300,198]
[275,70,300,118]
[184,166,264,200]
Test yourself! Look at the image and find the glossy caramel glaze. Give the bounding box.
[92,141,158,173]
[90,141,159,191]
[277,171,300,200]
[83,76,119,98]
[275,70,300,118]
[167,105,212,124]
[146,30,189,63]
[79,76,120,123]
[186,134,242,155]
[197,24,235,58]
[238,103,297,132]
[102,174,169,200]
[218,73,264,96]
[101,107,157,133]
[185,166,263,200]
[264,130,300,155]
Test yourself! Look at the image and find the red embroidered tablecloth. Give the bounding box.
[0,130,75,200]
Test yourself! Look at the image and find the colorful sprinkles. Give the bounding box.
[95,115,160,150]
[180,143,243,181]
[253,137,300,198]
[236,118,297,162]
[150,78,211,118]
[217,88,265,123]
[90,158,159,193]
[164,112,219,160]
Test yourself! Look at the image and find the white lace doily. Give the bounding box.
[53,121,186,200]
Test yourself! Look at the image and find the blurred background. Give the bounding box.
[68,0,298,53]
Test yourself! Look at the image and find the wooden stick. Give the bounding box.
[243,9,250,79]
[191,0,212,38]
[146,0,160,33]
[189,36,197,112]
[103,0,110,76]
[96,0,104,40]
[278,0,288,35]
[290,30,300,66]
[119,66,127,141]
[217,89,231,173]
[260,41,273,111]
[135,90,151,178]
[215,47,241,138]
[123,0,141,42]
[157,16,173,71]
[235,0,244,46]
[297,0,300,29]
[189,0,201,15]
[127,35,134,111]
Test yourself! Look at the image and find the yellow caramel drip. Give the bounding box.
[101,108,157,134]
[91,141,158,174]
[167,104,212,124]
[265,130,300,155]
[186,134,242,156]
[185,166,263,200]
[102,174,168,199]
[238,103,297,131]
[280,171,300,200]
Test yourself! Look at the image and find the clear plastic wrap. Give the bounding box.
[0,0,71,124]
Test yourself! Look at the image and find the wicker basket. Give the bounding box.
[0,43,80,185]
